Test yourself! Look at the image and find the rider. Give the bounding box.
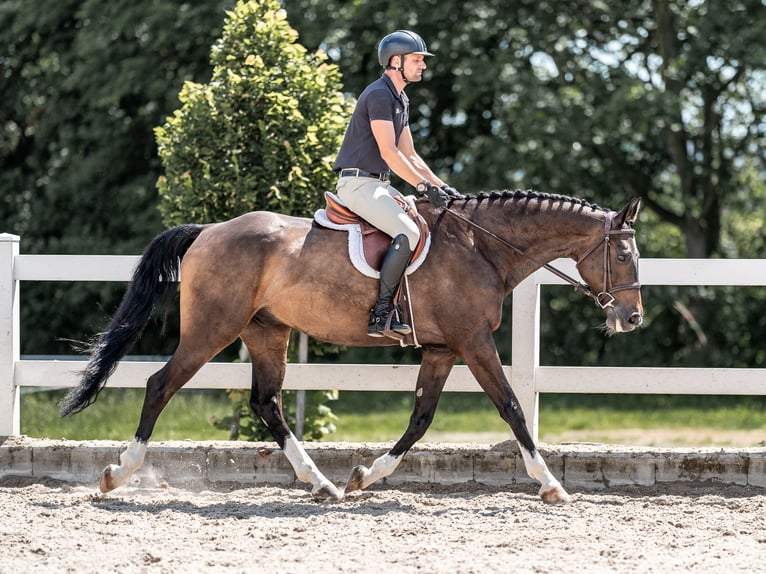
[333,30,463,339]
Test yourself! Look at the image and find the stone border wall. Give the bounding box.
[2,437,765,490]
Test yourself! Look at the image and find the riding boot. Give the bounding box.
[368,234,414,338]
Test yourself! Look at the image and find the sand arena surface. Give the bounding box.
[1,477,764,574]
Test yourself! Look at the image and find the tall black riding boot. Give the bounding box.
[368,234,415,338]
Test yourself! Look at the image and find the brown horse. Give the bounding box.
[60,190,642,504]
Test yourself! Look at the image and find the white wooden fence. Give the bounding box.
[2,232,766,440]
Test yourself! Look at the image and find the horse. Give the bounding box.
[59,190,643,504]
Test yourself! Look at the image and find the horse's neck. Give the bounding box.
[474,201,606,290]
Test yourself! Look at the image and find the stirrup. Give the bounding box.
[368,311,411,338]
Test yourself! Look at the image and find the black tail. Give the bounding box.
[59,224,206,416]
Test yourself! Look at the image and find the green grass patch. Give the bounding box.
[21,388,232,441]
[19,389,766,446]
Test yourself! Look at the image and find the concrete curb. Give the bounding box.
[2,436,765,491]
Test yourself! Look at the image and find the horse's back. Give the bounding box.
[182,211,364,292]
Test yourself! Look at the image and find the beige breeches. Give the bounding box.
[335,176,420,250]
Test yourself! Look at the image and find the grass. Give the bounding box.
[19,388,766,447]
[21,388,233,442]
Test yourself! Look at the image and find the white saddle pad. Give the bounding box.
[313,209,431,279]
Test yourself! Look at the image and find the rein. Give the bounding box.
[443,207,640,309]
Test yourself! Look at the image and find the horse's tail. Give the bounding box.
[59,224,207,416]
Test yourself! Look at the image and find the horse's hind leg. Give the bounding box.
[241,321,342,501]
[99,352,214,493]
[345,346,455,493]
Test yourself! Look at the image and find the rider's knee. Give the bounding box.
[395,229,419,251]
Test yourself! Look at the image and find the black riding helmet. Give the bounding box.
[378,30,434,82]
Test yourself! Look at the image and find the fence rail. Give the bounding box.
[2,232,765,440]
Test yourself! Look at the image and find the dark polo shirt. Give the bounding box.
[333,74,409,175]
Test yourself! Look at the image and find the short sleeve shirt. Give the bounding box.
[333,74,409,175]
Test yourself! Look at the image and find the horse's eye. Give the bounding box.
[617,254,627,262]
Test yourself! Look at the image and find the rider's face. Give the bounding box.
[401,54,427,82]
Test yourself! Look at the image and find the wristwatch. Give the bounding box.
[416,181,429,194]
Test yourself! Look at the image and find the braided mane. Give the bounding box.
[460,189,604,212]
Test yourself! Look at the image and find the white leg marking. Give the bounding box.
[520,446,571,503]
[101,439,147,492]
[283,433,341,499]
[357,453,403,490]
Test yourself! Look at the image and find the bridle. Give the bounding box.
[575,211,641,309]
[443,208,641,310]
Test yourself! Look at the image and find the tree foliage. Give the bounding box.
[155,0,353,224]
[0,0,232,355]
[282,0,766,369]
[284,0,766,259]
[2,0,765,372]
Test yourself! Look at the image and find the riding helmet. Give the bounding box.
[377,30,434,68]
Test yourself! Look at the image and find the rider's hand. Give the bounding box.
[441,184,465,200]
[417,181,450,209]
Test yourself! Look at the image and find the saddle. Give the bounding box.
[314,191,432,348]
[320,191,430,271]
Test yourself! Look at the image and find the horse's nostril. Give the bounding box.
[629,312,643,326]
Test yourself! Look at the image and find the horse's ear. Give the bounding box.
[616,197,641,227]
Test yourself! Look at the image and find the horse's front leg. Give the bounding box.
[345,346,455,493]
[463,333,570,504]
[242,324,342,501]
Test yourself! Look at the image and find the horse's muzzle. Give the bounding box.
[605,307,643,333]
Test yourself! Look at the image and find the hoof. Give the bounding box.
[540,485,571,504]
[344,465,368,494]
[99,464,121,493]
[312,482,343,502]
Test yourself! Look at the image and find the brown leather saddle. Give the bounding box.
[322,191,430,271]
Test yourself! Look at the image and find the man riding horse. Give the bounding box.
[332,30,463,339]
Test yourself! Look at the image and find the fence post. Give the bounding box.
[0,233,20,437]
[511,273,541,442]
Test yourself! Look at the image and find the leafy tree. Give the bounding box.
[2,0,765,378]
[0,0,232,355]
[283,0,766,370]
[285,0,766,259]
[154,0,353,438]
[155,0,353,224]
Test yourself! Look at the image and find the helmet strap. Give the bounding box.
[385,55,410,84]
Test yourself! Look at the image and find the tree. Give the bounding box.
[284,0,766,259]
[155,0,353,224]
[154,0,353,438]
[0,0,232,355]
[282,0,766,369]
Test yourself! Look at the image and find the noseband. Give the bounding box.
[443,208,640,309]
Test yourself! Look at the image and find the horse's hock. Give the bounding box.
[2,437,765,491]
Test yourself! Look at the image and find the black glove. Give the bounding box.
[417,181,450,209]
[441,184,465,200]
